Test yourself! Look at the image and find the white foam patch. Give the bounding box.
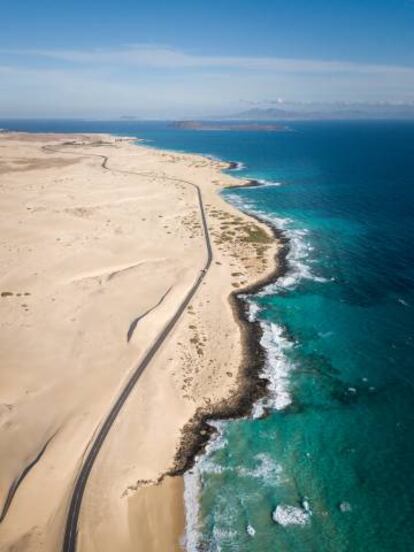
[253,322,295,415]
[238,453,284,485]
[183,321,298,548]
[224,193,257,214]
[212,527,238,540]
[339,501,352,513]
[183,422,228,552]
[272,504,311,526]
[225,192,328,292]
[259,224,328,294]
[246,524,256,537]
[208,497,240,552]
[252,179,282,187]
[183,185,328,549]
[226,196,329,416]
[196,421,228,476]
[230,161,246,171]
[246,523,256,537]
[183,468,201,552]
[246,299,261,322]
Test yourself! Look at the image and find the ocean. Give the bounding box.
[2,119,414,551]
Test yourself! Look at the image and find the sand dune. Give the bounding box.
[0,132,279,551]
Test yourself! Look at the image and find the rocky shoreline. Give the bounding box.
[168,161,290,476]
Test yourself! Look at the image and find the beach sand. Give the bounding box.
[0,132,279,551]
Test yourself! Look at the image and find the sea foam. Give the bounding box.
[183,421,228,552]
[246,524,256,537]
[252,322,295,416]
[183,468,201,552]
[272,504,311,526]
[184,183,327,549]
[237,452,284,485]
[225,191,328,292]
[254,179,282,187]
[230,161,246,171]
[183,427,286,549]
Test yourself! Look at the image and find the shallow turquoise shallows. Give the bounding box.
[3,119,414,551]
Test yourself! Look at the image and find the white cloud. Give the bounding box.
[1,45,414,117]
[4,44,414,75]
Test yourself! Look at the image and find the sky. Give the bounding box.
[1,0,414,118]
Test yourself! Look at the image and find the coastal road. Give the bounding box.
[44,143,213,552]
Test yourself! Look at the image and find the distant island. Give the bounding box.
[171,120,287,131]
[220,104,414,120]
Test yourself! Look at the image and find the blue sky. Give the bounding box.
[1,0,414,117]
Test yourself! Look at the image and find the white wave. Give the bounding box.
[212,527,238,540]
[183,338,293,547]
[183,421,228,552]
[183,183,329,549]
[251,401,267,419]
[238,453,284,485]
[183,468,202,552]
[196,422,229,475]
[272,504,311,526]
[225,191,328,292]
[224,193,257,215]
[254,321,295,413]
[246,299,261,322]
[230,161,246,171]
[260,224,328,294]
[208,497,241,552]
[254,179,282,187]
[205,421,228,451]
[210,527,238,552]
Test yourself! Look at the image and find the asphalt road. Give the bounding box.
[46,145,213,552]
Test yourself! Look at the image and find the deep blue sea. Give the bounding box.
[2,119,414,551]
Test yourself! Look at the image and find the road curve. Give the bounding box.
[44,144,213,552]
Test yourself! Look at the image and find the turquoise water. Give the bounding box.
[2,120,414,550]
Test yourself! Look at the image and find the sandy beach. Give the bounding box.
[0,131,280,551]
